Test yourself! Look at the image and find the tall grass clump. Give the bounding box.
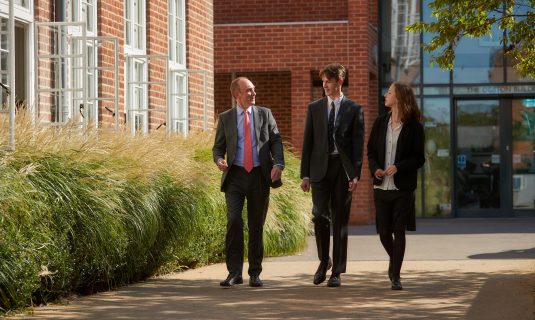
[0,113,311,313]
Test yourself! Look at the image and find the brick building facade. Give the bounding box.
[214,0,379,224]
[4,0,213,134]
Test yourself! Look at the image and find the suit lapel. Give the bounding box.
[335,96,348,132]
[320,97,329,138]
[228,107,238,160]
[252,106,262,152]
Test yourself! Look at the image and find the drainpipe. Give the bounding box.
[55,0,65,22]
[55,0,65,122]
[8,0,15,149]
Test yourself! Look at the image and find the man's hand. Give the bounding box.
[348,177,358,192]
[271,165,282,182]
[301,178,310,192]
[217,158,228,172]
[374,169,385,179]
[384,165,397,176]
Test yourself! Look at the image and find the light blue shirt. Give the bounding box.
[234,106,260,168]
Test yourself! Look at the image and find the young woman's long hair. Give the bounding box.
[393,82,422,123]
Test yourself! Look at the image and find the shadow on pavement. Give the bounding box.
[32,270,532,320]
[469,247,535,259]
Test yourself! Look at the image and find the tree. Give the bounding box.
[407,0,535,79]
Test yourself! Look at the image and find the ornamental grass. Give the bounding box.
[0,113,311,313]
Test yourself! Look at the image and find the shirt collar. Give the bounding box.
[328,95,343,108]
[237,105,252,114]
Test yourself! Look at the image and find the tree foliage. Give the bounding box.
[407,0,535,78]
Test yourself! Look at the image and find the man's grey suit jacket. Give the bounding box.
[213,105,284,191]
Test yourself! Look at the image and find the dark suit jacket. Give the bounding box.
[212,105,285,191]
[300,96,365,183]
[367,113,425,191]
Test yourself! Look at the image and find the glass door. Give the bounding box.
[512,99,535,210]
[454,99,503,215]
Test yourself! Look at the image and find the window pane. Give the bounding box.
[380,0,421,84]
[512,98,535,209]
[422,0,449,84]
[453,21,504,83]
[422,97,452,216]
[505,1,535,83]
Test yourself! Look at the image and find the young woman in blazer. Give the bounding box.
[367,82,425,290]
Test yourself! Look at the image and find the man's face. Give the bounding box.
[322,76,342,98]
[235,79,256,109]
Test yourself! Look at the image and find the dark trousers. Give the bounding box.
[374,189,413,277]
[224,165,269,277]
[311,155,352,274]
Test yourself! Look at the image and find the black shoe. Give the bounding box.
[249,275,263,287]
[391,276,402,290]
[220,274,243,287]
[313,258,333,285]
[388,259,393,281]
[327,273,341,287]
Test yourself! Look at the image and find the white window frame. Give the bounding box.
[67,0,98,125]
[125,0,146,52]
[168,0,187,135]
[170,71,188,134]
[125,58,148,134]
[0,1,33,22]
[125,0,147,134]
[0,0,34,114]
[70,0,97,34]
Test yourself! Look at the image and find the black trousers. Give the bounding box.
[224,165,270,277]
[311,155,352,274]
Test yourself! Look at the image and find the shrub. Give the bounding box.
[0,115,311,313]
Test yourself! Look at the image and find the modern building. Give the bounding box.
[0,0,214,135]
[214,0,535,222]
[2,1,533,223]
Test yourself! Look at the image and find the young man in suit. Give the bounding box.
[300,63,364,287]
[213,77,284,287]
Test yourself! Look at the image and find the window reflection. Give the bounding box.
[453,20,504,83]
[381,0,421,84]
[422,1,449,84]
[422,98,452,216]
[512,99,535,209]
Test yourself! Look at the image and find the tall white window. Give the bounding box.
[125,0,145,50]
[168,0,187,134]
[68,0,97,125]
[125,0,147,134]
[168,0,185,66]
[126,59,148,134]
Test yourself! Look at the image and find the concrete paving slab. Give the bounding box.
[14,218,535,319]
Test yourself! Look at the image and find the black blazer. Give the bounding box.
[212,105,285,191]
[300,96,365,182]
[367,113,425,191]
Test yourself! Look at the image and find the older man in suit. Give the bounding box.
[300,63,364,287]
[213,77,284,288]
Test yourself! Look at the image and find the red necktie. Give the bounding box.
[243,110,253,172]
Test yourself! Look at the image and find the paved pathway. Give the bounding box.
[19,218,535,319]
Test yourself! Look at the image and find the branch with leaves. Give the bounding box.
[407,0,535,78]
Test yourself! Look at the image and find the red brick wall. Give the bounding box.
[214,0,347,24]
[146,0,168,131]
[98,1,125,128]
[187,0,215,132]
[34,0,54,122]
[215,72,292,140]
[214,0,379,224]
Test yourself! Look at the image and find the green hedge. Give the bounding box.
[0,120,311,313]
